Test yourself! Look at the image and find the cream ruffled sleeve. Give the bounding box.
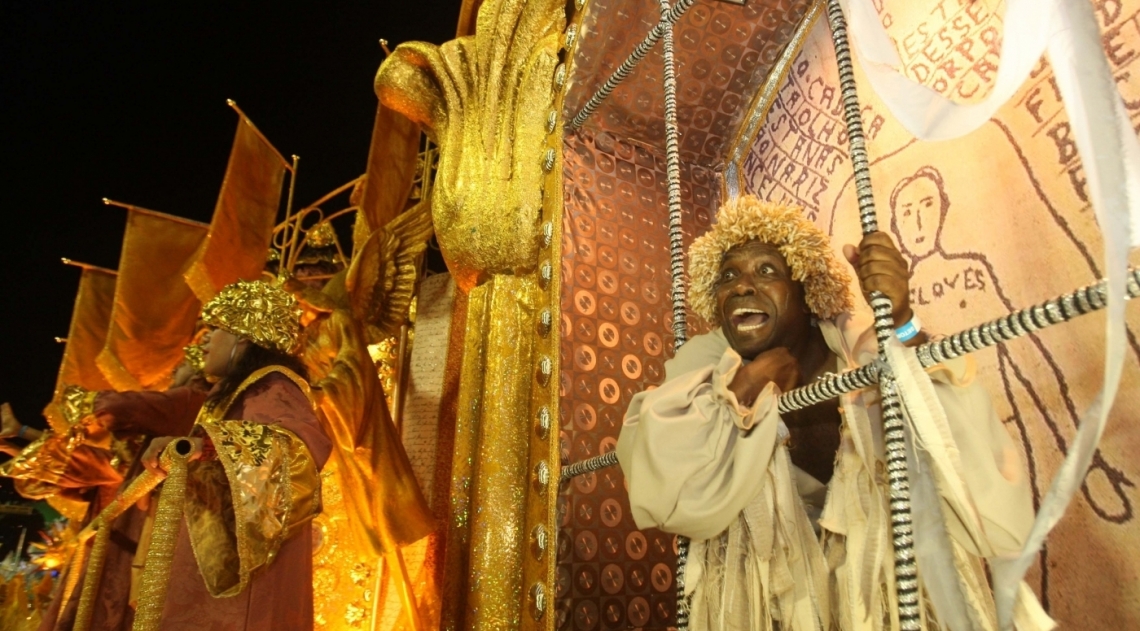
[617,337,785,542]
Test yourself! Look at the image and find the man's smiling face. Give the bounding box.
[713,240,812,360]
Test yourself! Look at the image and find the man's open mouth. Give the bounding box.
[730,307,769,332]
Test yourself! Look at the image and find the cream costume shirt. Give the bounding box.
[617,311,1052,631]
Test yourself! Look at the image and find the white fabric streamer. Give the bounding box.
[837,1,1138,628]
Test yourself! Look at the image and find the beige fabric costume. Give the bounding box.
[617,310,1053,631]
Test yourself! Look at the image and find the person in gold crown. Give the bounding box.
[139,279,330,631]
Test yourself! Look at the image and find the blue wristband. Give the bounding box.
[895,315,922,342]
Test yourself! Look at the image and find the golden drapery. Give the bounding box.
[184,109,289,303]
[96,207,207,392]
[374,0,569,627]
[303,304,435,555]
[183,366,322,596]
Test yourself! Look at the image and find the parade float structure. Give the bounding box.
[10,1,1140,630]
[369,0,1140,629]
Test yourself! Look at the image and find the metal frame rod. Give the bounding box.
[567,0,698,131]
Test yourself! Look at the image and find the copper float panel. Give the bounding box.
[558,129,715,630]
[564,0,814,168]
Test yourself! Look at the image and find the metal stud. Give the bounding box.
[564,24,577,50]
[576,0,586,9]
[541,221,553,248]
[531,524,548,560]
[539,261,553,287]
[553,63,567,90]
[533,460,550,492]
[537,308,552,336]
[529,583,546,620]
[542,147,556,172]
[535,406,551,439]
[546,110,558,134]
[537,356,552,385]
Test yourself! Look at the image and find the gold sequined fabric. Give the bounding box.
[0,430,83,487]
[183,343,206,372]
[183,366,322,598]
[200,280,303,353]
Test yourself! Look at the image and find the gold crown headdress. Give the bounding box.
[200,280,302,354]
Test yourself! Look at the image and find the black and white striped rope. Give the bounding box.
[658,2,691,626]
[777,363,880,412]
[661,0,687,350]
[918,267,1140,367]
[567,0,698,131]
[559,450,618,482]
[826,0,919,626]
[870,294,921,623]
[826,0,878,235]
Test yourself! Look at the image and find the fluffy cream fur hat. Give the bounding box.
[688,196,853,324]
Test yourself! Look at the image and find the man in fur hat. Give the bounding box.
[617,196,1051,630]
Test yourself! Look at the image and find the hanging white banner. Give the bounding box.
[837,1,1138,628]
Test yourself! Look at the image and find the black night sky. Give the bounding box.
[0,0,460,540]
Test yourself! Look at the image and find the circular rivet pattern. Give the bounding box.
[536,406,551,439]
[542,221,554,247]
[542,147,556,172]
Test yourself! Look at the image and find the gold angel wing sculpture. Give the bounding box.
[345,199,434,341]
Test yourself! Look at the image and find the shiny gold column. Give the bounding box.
[466,276,539,628]
[439,289,487,631]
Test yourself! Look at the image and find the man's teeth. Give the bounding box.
[732,308,768,331]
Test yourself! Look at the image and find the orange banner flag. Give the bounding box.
[356,104,420,241]
[56,264,117,394]
[97,207,208,391]
[184,108,289,302]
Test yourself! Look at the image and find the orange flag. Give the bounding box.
[97,207,207,391]
[184,107,289,302]
[56,264,117,395]
[355,104,420,242]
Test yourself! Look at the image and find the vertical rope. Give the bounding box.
[826,1,919,628]
[659,1,691,626]
[72,521,109,631]
[661,0,687,351]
